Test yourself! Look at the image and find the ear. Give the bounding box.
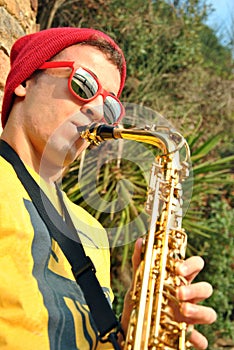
[14,83,27,97]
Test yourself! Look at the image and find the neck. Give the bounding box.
[1,126,66,183]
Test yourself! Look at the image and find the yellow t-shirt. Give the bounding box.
[0,156,114,349]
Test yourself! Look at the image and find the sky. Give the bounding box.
[205,0,233,45]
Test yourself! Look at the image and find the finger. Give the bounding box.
[178,282,213,303]
[176,256,205,283]
[131,237,143,272]
[188,328,208,350]
[180,302,217,325]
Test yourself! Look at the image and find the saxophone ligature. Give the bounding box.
[80,122,192,350]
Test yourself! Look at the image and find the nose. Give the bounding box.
[80,95,105,123]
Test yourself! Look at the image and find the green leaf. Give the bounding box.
[191,133,223,161]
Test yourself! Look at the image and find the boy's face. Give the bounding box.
[15,44,121,173]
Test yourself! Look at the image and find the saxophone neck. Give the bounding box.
[80,123,190,158]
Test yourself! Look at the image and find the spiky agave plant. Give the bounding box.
[62,124,233,253]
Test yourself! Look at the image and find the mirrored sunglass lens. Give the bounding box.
[104,96,121,124]
[71,68,98,99]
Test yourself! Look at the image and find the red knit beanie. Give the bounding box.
[1,27,126,128]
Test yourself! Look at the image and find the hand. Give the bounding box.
[176,256,217,349]
[121,238,217,350]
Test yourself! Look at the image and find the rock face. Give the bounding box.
[0,0,38,129]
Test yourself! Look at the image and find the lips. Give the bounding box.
[76,125,87,133]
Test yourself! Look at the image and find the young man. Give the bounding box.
[0,27,216,349]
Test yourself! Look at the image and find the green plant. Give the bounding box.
[183,130,234,255]
[193,198,234,348]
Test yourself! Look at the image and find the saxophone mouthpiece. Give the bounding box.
[79,123,116,146]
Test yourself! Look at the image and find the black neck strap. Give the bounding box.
[0,139,122,348]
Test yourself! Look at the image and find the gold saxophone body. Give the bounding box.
[80,123,191,350]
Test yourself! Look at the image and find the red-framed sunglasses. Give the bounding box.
[39,61,124,124]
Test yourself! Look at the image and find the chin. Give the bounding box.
[40,134,87,173]
[63,139,88,166]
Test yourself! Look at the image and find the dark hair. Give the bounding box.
[53,35,124,75]
[79,35,124,74]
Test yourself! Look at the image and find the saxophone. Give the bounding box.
[80,123,192,350]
